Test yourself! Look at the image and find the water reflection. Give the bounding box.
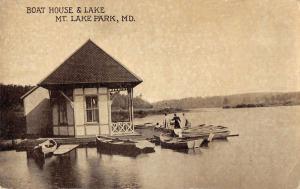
[96,145,140,158]
[24,147,143,189]
[83,147,141,189]
[25,149,80,188]
[173,148,203,155]
[48,151,81,189]
[26,151,45,169]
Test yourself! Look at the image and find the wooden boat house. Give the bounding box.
[24,40,142,137]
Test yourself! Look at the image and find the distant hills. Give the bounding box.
[152,92,300,109]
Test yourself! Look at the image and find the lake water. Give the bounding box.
[0,106,300,189]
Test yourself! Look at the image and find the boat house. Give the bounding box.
[25,40,142,137]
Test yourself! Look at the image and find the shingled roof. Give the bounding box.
[39,40,142,89]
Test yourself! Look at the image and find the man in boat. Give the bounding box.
[170,114,182,137]
[162,113,170,129]
[172,114,181,129]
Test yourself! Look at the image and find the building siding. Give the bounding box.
[23,87,50,135]
[73,87,110,136]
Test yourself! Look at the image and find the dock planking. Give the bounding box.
[53,144,79,156]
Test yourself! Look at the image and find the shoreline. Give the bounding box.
[223,103,300,109]
[133,107,188,118]
[111,107,188,119]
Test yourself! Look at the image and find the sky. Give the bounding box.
[1,0,300,102]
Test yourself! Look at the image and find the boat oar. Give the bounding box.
[227,134,239,138]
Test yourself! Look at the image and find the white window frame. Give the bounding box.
[85,96,99,124]
[58,100,68,125]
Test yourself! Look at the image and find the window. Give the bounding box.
[59,101,67,125]
[86,96,99,123]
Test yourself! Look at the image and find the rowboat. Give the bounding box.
[33,138,58,159]
[182,125,231,140]
[159,133,204,150]
[96,136,155,156]
[156,124,231,140]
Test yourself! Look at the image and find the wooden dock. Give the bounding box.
[100,134,147,141]
[15,134,147,152]
[16,137,96,151]
[53,144,79,156]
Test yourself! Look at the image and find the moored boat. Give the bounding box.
[96,136,155,156]
[159,133,204,150]
[182,125,231,140]
[33,138,57,159]
[155,124,231,140]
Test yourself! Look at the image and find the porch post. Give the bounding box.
[128,88,134,132]
[108,92,112,136]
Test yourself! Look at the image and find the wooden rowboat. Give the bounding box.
[182,125,231,140]
[33,138,57,159]
[156,124,231,140]
[159,133,204,150]
[96,136,155,157]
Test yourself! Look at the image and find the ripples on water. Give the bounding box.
[0,106,300,189]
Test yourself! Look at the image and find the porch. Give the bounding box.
[49,87,137,137]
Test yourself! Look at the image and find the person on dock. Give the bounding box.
[172,114,181,129]
[162,113,170,129]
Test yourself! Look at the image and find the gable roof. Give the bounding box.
[39,40,142,89]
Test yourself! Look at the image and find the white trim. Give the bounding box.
[107,92,111,135]
[20,86,39,99]
[59,90,74,108]
[73,89,77,136]
[85,95,99,123]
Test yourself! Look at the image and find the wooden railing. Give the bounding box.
[111,122,134,135]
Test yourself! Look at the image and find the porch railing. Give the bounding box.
[111,122,134,135]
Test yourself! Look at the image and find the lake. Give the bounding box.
[0,106,300,189]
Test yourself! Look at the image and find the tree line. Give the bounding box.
[0,84,33,138]
[153,92,300,109]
